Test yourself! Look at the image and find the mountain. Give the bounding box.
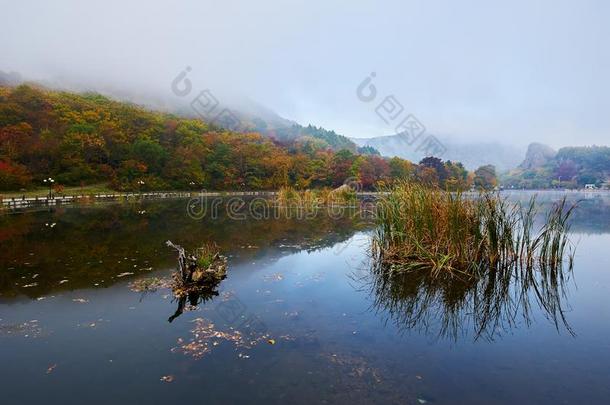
[0,84,397,191]
[0,70,366,155]
[502,143,610,188]
[351,134,525,171]
[518,142,557,170]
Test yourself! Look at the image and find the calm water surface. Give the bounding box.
[1,192,609,404]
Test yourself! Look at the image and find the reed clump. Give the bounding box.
[372,182,576,279]
[276,186,357,209]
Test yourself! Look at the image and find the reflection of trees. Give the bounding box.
[364,255,575,342]
[502,192,610,234]
[0,199,364,299]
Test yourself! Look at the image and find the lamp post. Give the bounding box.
[43,177,55,199]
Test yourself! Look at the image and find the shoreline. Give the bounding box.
[2,188,608,212]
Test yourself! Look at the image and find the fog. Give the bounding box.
[1,0,608,148]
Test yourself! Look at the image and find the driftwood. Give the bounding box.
[165,240,228,322]
[166,241,188,281]
[166,240,227,284]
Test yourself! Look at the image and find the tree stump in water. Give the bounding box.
[165,241,228,323]
[166,240,227,296]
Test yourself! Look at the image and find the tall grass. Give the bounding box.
[372,182,576,279]
[275,186,357,209]
[368,182,578,339]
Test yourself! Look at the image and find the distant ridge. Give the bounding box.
[351,133,525,171]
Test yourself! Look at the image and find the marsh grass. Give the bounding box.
[373,182,577,280]
[194,243,220,270]
[275,186,358,210]
[368,182,578,339]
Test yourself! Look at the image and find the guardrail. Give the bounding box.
[0,191,287,210]
[0,191,190,209]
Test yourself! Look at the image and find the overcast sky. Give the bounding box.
[1,0,608,147]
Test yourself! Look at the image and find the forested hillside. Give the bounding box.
[0,84,479,191]
[502,144,610,188]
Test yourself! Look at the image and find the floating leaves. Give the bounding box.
[0,320,44,338]
[128,277,172,292]
[263,273,284,282]
[160,375,174,383]
[172,318,270,360]
[323,352,382,384]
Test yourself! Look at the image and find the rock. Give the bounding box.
[519,142,557,170]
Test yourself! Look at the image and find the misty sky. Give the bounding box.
[1,0,608,148]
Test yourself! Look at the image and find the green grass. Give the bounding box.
[0,183,115,198]
[372,182,576,279]
[194,243,220,270]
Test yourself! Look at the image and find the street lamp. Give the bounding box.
[43,177,55,199]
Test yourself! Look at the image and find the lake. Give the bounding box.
[1,192,609,404]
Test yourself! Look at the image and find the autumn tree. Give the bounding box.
[473,165,497,190]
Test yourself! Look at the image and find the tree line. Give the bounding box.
[0,85,496,191]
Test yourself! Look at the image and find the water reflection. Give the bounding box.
[0,200,364,300]
[1,193,609,404]
[501,191,610,234]
[168,290,218,323]
[364,238,576,343]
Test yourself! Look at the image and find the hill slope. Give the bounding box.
[0,84,418,191]
[502,143,610,188]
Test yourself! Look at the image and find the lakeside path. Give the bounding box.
[2,188,608,211]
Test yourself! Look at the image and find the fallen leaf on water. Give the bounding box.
[160,375,174,383]
[263,273,284,282]
[267,339,276,345]
[59,279,69,284]
[116,272,134,278]
[23,283,38,288]
[46,364,57,374]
